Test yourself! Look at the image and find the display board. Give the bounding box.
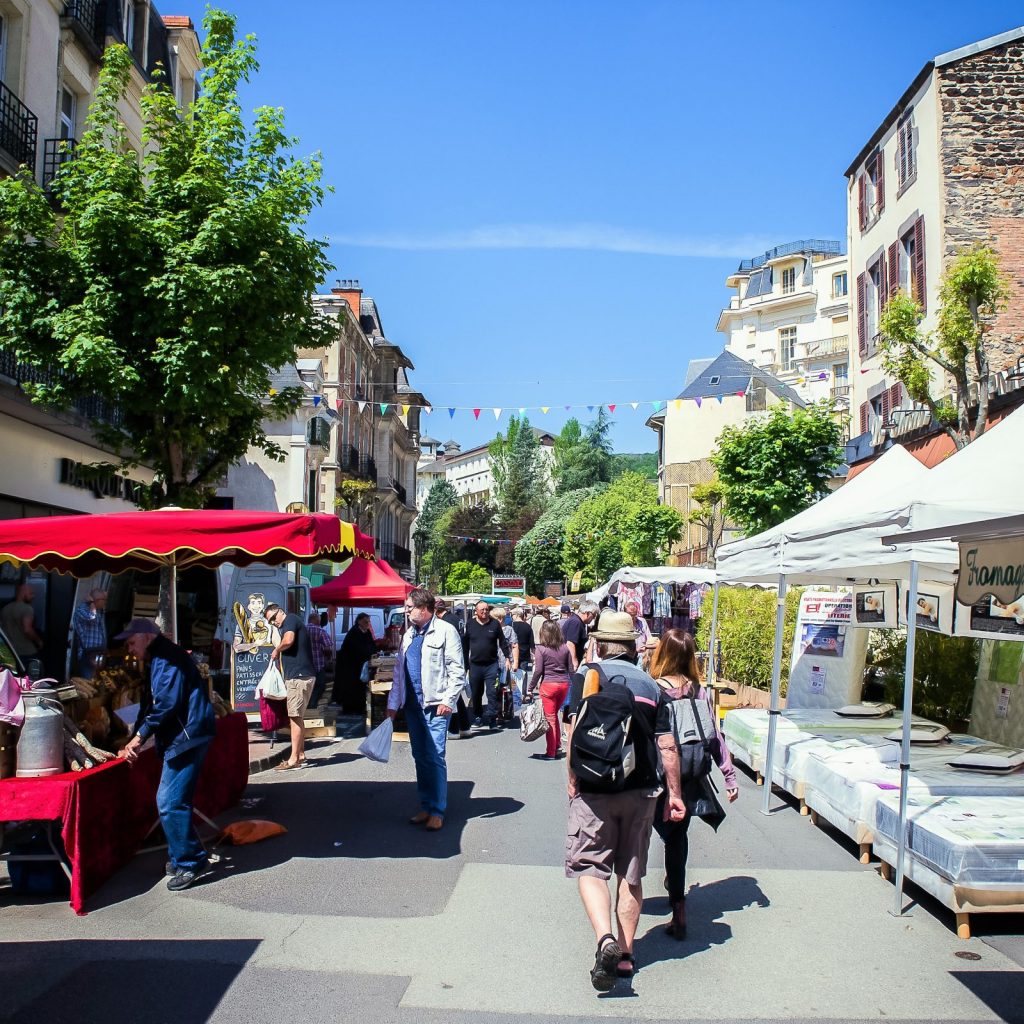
[788,590,867,709]
[231,646,274,713]
[227,583,284,713]
[851,583,898,628]
[898,582,954,635]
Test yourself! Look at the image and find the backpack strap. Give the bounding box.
[687,693,712,754]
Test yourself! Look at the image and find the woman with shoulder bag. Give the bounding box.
[650,628,739,940]
[529,620,575,760]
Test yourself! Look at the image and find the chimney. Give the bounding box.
[332,278,363,322]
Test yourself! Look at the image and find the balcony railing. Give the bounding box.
[306,417,332,450]
[377,540,411,571]
[803,335,850,360]
[0,346,123,426]
[0,82,38,173]
[390,477,408,505]
[831,384,850,401]
[42,138,77,191]
[62,0,106,51]
[359,454,377,483]
[738,239,843,273]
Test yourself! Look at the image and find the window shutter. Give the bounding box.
[888,241,900,296]
[898,123,907,184]
[880,387,892,429]
[858,174,867,231]
[889,382,903,410]
[876,151,885,215]
[857,272,869,355]
[859,401,869,436]
[913,216,927,314]
[878,252,888,313]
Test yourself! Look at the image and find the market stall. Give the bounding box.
[0,509,373,907]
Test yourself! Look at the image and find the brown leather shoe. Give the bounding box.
[409,812,430,825]
[425,815,444,831]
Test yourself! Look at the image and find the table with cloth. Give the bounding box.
[0,712,248,914]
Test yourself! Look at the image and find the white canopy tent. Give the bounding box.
[715,446,960,829]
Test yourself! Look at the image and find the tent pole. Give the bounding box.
[169,556,179,645]
[891,560,919,917]
[761,573,787,816]
[707,581,720,685]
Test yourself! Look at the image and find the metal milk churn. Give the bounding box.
[16,681,65,778]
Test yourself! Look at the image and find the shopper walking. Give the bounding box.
[560,599,597,671]
[265,603,316,771]
[509,605,534,708]
[387,588,465,831]
[649,628,738,940]
[463,601,510,729]
[529,620,574,760]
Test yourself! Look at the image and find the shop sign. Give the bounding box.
[58,458,145,504]
[492,575,526,595]
[958,539,1024,605]
[544,580,564,598]
[799,590,852,626]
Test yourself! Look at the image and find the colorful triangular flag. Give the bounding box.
[587,405,594,413]
[473,408,481,420]
[313,395,322,407]
[493,408,501,420]
[608,404,616,413]
[541,406,549,414]
[673,399,682,411]
[651,401,663,412]
[401,403,410,416]
[448,407,456,418]
[695,396,702,408]
[358,401,366,414]
[269,388,277,397]
[630,402,638,410]
[715,395,723,404]
[379,403,388,415]
[424,405,432,414]
[518,407,526,414]
[335,399,342,409]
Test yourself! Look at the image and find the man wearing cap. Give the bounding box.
[564,608,684,990]
[117,619,216,891]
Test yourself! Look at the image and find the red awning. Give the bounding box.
[310,558,413,607]
[0,509,375,577]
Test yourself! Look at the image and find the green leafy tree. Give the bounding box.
[489,415,547,522]
[880,246,1009,450]
[429,502,500,582]
[592,537,625,581]
[413,479,458,579]
[514,483,609,595]
[712,403,844,536]
[688,478,727,562]
[611,452,658,482]
[562,472,683,586]
[335,478,376,533]
[552,409,614,494]
[0,12,333,509]
[445,560,493,595]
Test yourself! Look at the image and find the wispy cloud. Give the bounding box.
[329,223,771,259]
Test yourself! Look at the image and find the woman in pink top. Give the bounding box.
[529,620,575,759]
[649,628,738,940]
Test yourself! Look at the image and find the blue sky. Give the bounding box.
[168,1,1022,454]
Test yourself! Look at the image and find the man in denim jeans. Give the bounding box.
[117,618,216,891]
[387,588,465,831]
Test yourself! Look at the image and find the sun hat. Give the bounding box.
[589,609,639,643]
[113,618,162,640]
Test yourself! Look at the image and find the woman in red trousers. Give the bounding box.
[528,620,575,760]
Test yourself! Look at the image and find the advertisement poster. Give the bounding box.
[796,589,852,659]
[788,589,865,709]
[900,583,954,635]
[852,583,898,628]
[954,593,1024,640]
[799,624,846,658]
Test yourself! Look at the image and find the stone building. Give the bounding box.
[846,26,1024,459]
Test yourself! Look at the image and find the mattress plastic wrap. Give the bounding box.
[768,732,899,797]
[874,792,1024,886]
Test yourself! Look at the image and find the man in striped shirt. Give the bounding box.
[306,613,335,711]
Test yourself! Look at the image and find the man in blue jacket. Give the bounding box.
[117,618,216,891]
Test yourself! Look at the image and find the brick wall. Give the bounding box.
[939,41,1024,372]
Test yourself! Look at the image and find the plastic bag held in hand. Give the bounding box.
[358,718,394,763]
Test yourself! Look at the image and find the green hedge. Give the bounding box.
[695,586,803,694]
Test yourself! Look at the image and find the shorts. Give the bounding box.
[285,675,315,717]
[565,788,659,886]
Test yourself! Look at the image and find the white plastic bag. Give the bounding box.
[358,718,394,763]
[519,699,549,742]
[256,659,287,700]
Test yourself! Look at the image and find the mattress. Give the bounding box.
[874,792,1024,887]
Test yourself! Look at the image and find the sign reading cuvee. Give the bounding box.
[958,540,1024,605]
[231,646,273,713]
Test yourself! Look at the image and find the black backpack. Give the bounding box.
[570,665,650,792]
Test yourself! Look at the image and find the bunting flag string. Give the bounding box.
[311,371,835,419]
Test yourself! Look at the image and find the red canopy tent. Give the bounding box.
[310,558,412,607]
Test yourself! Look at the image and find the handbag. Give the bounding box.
[687,772,726,832]
[519,698,549,742]
[358,718,394,763]
[257,659,287,700]
[259,694,290,732]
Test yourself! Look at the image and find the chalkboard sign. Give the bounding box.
[232,646,274,713]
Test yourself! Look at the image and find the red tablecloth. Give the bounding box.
[0,712,249,913]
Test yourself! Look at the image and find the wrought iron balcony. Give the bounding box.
[338,444,360,473]
[391,477,408,505]
[738,239,843,273]
[62,0,106,53]
[359,454,377,483]
[0,346,123,426]
[377,540,411,571]
[42,138,77,191]
[306,417,332,450]
[0,82,38,173]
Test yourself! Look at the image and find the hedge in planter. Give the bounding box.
[695,586,802,694]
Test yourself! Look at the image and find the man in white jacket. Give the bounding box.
[388,588,466,831]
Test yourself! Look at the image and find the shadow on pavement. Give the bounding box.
[951,970,1024,1023]
[0,938,260,1023]
[634,875,770,967]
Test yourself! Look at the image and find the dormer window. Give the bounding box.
[782,267,796,295]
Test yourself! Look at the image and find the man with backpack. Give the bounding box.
[564,609,684,991]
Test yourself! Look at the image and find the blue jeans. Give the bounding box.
[157,742,211,872]
[405,680,449,817]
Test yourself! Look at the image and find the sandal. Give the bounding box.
[274,760,300,772]
[616,952,636,979]
[590,933,621,992]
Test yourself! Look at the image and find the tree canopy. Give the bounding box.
[552,410,614,494]
[0,11,332,508]
[712,403,844,536]
[445,560,492,595]
[880,245,1009,450]
[561,472,683,587]
[488,415,547,522]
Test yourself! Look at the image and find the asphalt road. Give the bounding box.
[3,724,1024,1024]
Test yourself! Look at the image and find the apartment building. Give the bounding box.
[718,240,851,412]
[847,26,1024,454]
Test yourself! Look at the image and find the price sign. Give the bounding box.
[232,646,273,713]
